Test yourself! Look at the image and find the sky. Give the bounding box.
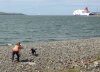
[0,0,100,15]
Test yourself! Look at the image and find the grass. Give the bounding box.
[43,67,80,72]
[95,54,100,61]
[67,68,80,72]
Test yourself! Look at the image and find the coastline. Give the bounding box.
[0,37,100,72]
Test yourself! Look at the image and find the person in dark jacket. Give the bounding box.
[30,48,36,55]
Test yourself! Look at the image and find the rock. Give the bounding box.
[93,60,100,67]
[28,62,36,66]
[94,61,98,67]
[21,62,36,66]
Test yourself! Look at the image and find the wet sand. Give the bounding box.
[0,38,100,72]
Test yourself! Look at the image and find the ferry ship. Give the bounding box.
[73,7,94,16]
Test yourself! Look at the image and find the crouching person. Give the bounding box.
[30,48,36,55]
[12,42,23,62]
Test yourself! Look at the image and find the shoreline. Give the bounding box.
[0,37,100,72]
[0,37,99,46]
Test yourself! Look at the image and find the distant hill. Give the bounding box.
[0,12,25,15]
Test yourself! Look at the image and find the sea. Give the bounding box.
[0,15,100,45]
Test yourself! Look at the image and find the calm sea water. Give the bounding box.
[0,15,100,45]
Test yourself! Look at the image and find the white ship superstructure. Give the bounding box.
[73,7,91,16]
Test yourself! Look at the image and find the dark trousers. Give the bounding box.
[12,51,20,62]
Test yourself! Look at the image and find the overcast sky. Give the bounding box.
[0,0,100,15]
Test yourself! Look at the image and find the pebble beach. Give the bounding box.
[0,38,100,72]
